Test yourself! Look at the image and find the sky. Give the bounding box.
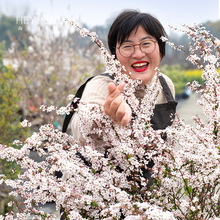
[0,0,219,33]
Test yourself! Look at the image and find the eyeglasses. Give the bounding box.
[117,40,157,57]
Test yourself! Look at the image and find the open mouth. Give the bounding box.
[131,61,149,72]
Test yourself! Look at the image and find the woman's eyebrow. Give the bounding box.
[123,36,153,43]
[141,36,153,40]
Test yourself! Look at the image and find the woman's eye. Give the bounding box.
[142,42,150,46]
[123,45,132,49]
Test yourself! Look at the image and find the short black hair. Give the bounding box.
[108,9,167,59]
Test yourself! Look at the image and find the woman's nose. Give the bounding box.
[132,45,145,58]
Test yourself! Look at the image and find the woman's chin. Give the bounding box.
[129,71,155,85]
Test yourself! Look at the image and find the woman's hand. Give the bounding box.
[104,82,132,126]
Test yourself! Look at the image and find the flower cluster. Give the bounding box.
[20,119,32,128]
[40,104,73,115]
[0,123,170,219]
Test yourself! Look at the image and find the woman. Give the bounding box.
[71,9,177,151]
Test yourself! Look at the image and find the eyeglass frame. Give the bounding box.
[116,39,158,58]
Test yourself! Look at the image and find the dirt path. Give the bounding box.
[176,92,207,125]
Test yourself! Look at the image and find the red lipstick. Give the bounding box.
[131,61,149,72]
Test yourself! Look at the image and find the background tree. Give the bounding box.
[205,20,220,39]
[0,15,30,50]
[0,44,27,144]
[160,64,189,95]
[0,44,29,214]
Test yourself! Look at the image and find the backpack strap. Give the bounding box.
[62,73,113,133]
[62,76,94,133]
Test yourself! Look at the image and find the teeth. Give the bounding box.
[132,62,148,67]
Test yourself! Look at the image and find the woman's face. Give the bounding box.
[116,25,161,85]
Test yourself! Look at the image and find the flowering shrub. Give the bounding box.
[152,24,220,219]
[0,22,219,219]
[3,21,105,130]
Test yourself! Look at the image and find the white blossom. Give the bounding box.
[20,119,32,127]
